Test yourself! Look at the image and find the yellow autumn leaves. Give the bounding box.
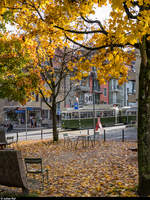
[11,139,138,197]
[0,0,149,93]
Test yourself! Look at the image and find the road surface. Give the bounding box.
[6,125,137,142]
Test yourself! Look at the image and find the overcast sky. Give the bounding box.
[94,4,111,23]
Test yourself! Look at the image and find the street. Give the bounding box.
[6,125,137,142]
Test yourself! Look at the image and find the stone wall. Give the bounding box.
[0,150,28,191]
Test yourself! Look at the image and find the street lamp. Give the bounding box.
[91,71,96,134]
[91,70,103,134]
[113,105,119,124]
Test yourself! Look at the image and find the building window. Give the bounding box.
[104,88,107,96]
[95,94,100,104]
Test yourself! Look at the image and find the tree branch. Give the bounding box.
[65,33,125,50]
[55,25,105,35]
[56,85,73,105]
[80,15,108,35]
[39,89,52,109]
[123,1,138,19]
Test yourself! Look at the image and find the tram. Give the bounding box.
[61,104,137,129]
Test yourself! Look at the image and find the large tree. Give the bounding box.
[55,1,150,196]
[1,0,150,196]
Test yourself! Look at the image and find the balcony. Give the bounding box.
[111,86,119,93]
[128,93,136,103]
[75,85,91,92]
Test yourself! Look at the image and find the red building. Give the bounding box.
[100,82,109,104]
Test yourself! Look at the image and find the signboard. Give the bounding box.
[15,110,25,113]
[57,110,61,115]
[27,107,33,111]
[74,102,78,110]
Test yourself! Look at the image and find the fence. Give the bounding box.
[102,127,137,142]
[6,127,137,143]
[7,128,53,142]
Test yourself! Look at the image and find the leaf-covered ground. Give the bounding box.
[0,139,139,197]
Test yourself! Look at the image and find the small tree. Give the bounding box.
[32,44,83,142]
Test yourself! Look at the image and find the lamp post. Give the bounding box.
[75,96,81,134]
[114,105,119,124]
[91,71,102,134]
[91,71,96,134]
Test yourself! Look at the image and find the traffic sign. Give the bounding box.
[15,110,25,113]
[27,107,33,111]
[74,102,78,110]
[57,110,61,115]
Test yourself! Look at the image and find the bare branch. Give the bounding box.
[39,89,52,109]
[123,1,138,19]
[55,25,105,35]
[65,33,125,50]
[80,15,108,35]
[56,85,73,105]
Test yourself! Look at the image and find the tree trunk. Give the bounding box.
[52,102,58,142]
[138,37,150,196]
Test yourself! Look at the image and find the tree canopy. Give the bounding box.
[1,0,147,84]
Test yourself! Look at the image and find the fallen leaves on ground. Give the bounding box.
[2,140,138,197]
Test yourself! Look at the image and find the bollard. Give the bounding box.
[122,129,124,142]
[87,129,89,135]
[16,132,18,142]
[41,128,43,140]
[104,129,106,142]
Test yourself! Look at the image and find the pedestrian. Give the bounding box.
[33,117,37,128]
[30,116,33,128]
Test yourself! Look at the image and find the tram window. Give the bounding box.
[106,111,113,117]
[100,112,103,117]
[96,111,100,117]
[72,112,79,119]
[69,113,71,119]
[66,113,71,119]
[81,112,87,118]
[103,111,107,117]
[87,112,93,118]
[62,113,65,119]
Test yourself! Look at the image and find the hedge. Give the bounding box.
[62,115,136,129]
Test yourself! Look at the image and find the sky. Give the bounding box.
[94,4,111,23]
